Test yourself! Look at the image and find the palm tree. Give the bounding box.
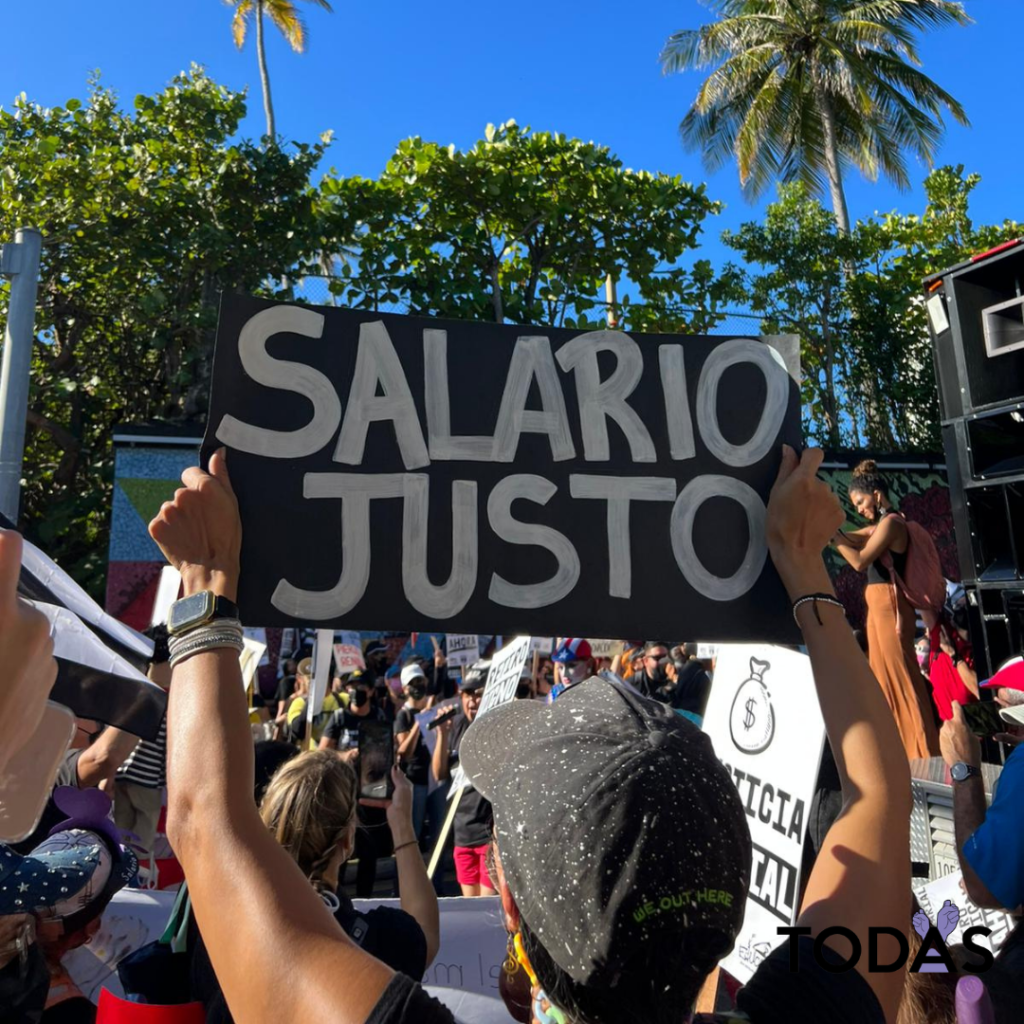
[661,0,970,234]
[226,0,333,141]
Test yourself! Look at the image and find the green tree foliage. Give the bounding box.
[725,168,1021,450]
[226,0,333,139]
[317,121,743,332]
[0,68,328,591]
[661,0,970,234]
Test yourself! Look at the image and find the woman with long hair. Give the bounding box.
[831,460,939,759]
[190,750,439,1022]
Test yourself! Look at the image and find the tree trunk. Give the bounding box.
[815,83,850,236]
[255,0,276,140]
[489,263,504,323]
[820,294,840,449]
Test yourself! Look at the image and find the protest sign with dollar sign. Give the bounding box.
[701,644,825,983]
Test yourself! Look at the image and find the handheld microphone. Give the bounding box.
[427,706,459,730]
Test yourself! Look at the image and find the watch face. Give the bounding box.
[168,591,215,635]
[951,762,974,782]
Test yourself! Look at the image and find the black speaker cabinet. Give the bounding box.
[927,240,1024,677]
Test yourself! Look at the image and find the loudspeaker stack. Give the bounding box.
[926,239,1024,678]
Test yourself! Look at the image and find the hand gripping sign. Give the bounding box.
[203,298,802,643]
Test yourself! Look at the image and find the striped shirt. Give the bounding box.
[116,718,167,788]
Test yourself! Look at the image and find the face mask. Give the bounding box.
[350,689,369,709]
[648,661,669,684]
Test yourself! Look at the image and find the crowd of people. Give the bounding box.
[0,445,1022,1024]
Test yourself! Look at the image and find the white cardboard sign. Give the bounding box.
[333,630,367,673]
[915,871,1016,955]
[66,891,508,1004]
[450,636,532,794]
[701,643,825,983]
[446,633,481,669]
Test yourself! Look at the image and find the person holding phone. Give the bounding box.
[940,660,1024,916]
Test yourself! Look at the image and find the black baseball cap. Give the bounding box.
[460,658,491,692]
[460,676,750,985]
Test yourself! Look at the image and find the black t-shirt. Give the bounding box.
[324,706,386,751]
[363,936,884,1024]
[42,998,97,1024]
[191,895,428,1024]
[394,707,430,786]
[449,713,493,848]
[726,936,884,1023]
[670,661,712,716]
[274,675,293,707]
[365,973,455,1024]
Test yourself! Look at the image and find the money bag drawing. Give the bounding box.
[729,657,775,754]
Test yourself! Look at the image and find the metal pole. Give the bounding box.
[0,227,43,522]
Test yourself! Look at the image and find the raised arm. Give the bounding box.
[386,766,440,964]
[0,530,57,773]
[77,726,141,788]
[767,447,911,1024]
[939,702,1003,910]
[149,452,394,1024]
[431,718,452,782]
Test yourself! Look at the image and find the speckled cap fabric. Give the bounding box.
[460,675,751,986]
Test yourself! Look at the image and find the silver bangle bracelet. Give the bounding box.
[169,622,245,669]
[169,625,244,649]
[169,636,245,670]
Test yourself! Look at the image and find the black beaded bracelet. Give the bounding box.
[792,593,846,626]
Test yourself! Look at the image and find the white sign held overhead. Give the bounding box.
[150,567,182,627]
[586,638,623,660]
[446,633,480,669]
[239,636,268,693]
[475,636,533,719]
[21,538,153,660]
[915,871,1016,956]
[696,643,719,660]
[307,628,335,720]
[449,636,532,796]
[529,637,554,656]
[701,644,825,983]
[333,630,366,674]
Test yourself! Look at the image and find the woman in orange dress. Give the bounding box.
[831,460,939,760]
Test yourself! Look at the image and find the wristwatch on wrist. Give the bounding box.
[167,591,240,636]
[950,761,981,783]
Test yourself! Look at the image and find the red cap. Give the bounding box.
[980,658,1024,693]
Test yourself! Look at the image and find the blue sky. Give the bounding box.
[3,1,1020,280]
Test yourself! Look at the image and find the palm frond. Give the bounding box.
[664,0,970,207]
[266,0,306,51]
[844,0,971,33]
[228,0,254,48]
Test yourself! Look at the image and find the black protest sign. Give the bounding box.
[203,295,801,641]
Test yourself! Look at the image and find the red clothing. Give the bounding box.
[928,651,975,721]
